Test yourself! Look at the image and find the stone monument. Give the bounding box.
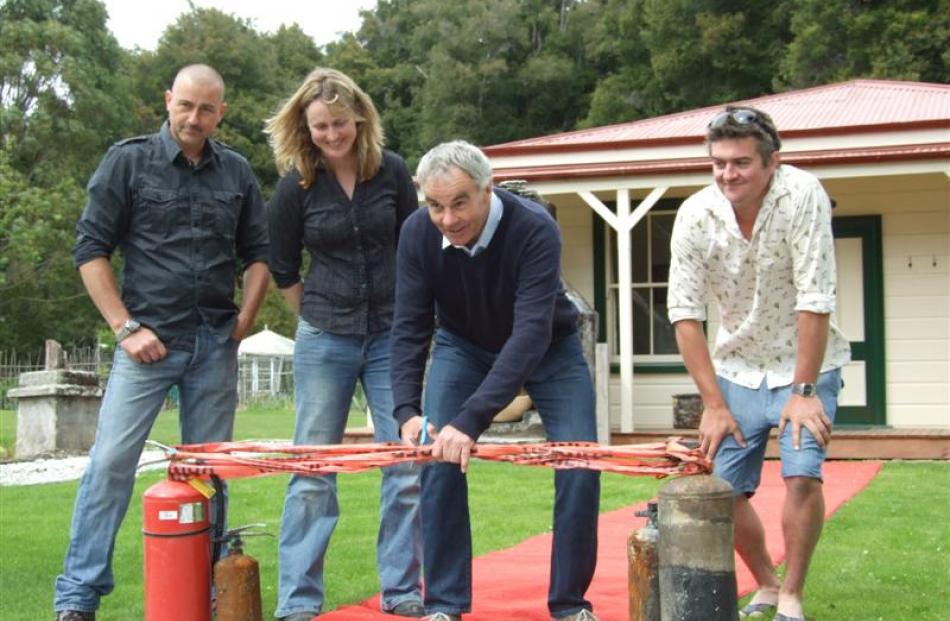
[7,340,103,458]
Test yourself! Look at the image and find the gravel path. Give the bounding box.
[0,451,168,486]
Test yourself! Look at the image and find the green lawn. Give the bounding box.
[0,409,13,459]
[796,461,950,620]
[150,401,368,446]
[733,461,950,621]
[2,403,947,619]
[0,460,662,620]
[1,463,948,620]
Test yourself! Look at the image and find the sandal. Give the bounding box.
[739,602,776,619]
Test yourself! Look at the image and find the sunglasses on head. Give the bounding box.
[708,108,778,146]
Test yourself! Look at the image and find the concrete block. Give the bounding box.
[7,370,102,458]
[16,369,100,388]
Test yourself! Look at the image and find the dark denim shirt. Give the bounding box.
[73,122,270,351]
[268,150,419,335]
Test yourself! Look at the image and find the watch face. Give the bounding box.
[794,383,817,397]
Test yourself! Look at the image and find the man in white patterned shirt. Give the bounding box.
[667,106,850,621]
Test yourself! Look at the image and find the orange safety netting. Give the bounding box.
[160,439,711,481]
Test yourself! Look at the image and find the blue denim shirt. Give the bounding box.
[73,122,270,351]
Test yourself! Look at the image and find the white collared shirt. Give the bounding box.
[442,191,503,257]
[668,164,851,389]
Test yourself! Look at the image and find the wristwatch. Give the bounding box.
[791,382,817,397]
[115,318,142,342]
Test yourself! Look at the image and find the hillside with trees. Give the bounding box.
[2,0,947,353]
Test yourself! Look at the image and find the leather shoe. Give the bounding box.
[388,601,425,617]
[55,612,96,621]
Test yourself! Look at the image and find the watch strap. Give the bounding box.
[116,318,141,342]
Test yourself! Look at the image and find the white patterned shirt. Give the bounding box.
[667,164,851,389]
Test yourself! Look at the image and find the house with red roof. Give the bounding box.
[482,79,950,439]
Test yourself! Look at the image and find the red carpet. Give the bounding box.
[322,460,882,620]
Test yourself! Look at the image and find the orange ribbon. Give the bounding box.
[163,439,711,481]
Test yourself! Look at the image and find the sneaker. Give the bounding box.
[279,614,318,621]
[424,614,461,621]
[55,612,96,621]
[553,610,598,621]
[388,600,426,617]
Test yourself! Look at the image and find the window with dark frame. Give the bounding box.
[605,200,682,363]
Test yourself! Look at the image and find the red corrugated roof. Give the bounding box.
[492,143,950,183]
[483,80,950,156]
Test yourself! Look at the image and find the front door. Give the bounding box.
[833,215,886,426]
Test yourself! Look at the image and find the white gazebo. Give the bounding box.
[238,327,295,399]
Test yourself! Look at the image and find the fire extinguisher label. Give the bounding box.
[158,510,178,521]
[179,502,204,524]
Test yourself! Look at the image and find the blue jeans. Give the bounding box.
[714,368,843,495]
[54,327,238,613]
[275,320,422,617]
[421,329,600,618]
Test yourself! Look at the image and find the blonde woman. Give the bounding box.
[266,68,423,620]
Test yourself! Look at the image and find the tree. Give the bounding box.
[778,0,950,89]
[0,147,100,350]
[1,0,136,182]
[333,0,600,163]
[578,0,655,127]
[514,0,601,136]
[4,0,947,352]
[270,23,326,86]
[0,0,136,352]
[642,0,790,112]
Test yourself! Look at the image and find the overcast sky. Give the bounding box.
[100,0,377,50]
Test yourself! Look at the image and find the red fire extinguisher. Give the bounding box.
[143,479,212,621]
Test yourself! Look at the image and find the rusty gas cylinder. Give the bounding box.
[628,501,660,621]
[214,530,263,621]
[658,475,738,621]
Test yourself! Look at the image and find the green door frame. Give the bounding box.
[832,215,887,426]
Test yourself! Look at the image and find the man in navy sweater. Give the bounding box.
[390,140,600,621]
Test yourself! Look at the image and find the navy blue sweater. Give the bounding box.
[390,188,578,439]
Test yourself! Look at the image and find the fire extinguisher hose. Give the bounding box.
[210,474,226,571]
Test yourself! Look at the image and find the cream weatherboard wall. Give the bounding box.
[555,193,597,302]
[823,173,950,428]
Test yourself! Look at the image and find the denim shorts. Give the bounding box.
[713,368,842,496]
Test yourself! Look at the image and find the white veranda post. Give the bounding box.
[579,186,668,433]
